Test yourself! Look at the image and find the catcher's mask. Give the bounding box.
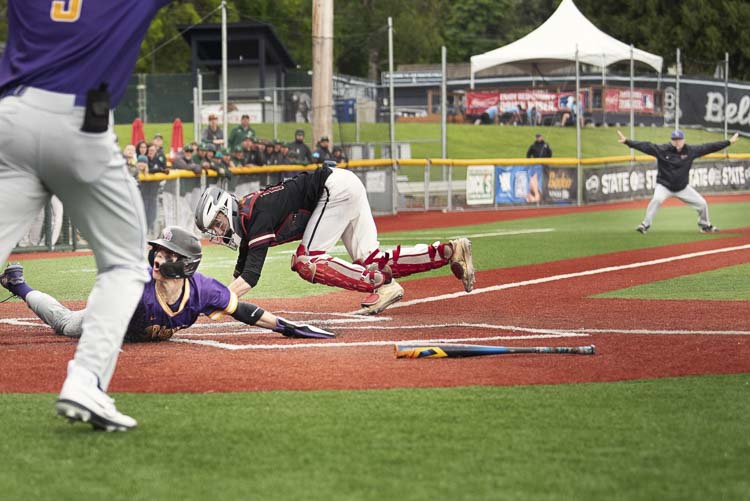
[148,226,202,279]
[194,186,239,250]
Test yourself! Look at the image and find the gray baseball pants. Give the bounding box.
[642,183,711,228]
[0,87,149,390]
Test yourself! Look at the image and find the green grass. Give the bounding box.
[596,262,750,301]
[2,376,749,501]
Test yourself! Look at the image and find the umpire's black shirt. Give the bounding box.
[234,166,333,287]
[526,141,552,158]
[624,139,730,191]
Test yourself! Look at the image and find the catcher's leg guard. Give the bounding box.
[360,242,453,278]
[292,246,389,293]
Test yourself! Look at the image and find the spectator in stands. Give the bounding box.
[147,143,168,175]
[230,145,246,168]
[272,140,284,163]
[285,148,301,166]
[172,144,201,175]
[280,143,291,164]
[228,115,256,151]
[135,154,148,181]
[501,104,522,125]
[196,143,209,166]
[314,136,333,161]
[241,136,263,166]
[527,106,540,126]
[288,129,312,165]
[526,133,553,159]
[187,142,200,164]
[475,105,499,125]
[200,143,216,172]
[123,144,137,176]
[263,141,278,165]
[135,140,149,159]
[141,145,167,238]
[560,96,579,127]
[202,113,224,147]
[152,133,165,155]
[293,92,311,123]
[332,146,348,164]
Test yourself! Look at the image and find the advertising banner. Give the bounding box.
[604,89,655,113]
[495,165,544,204]
[498,90,560,113]
[544,167,577,204]
[466,92,500,115]
[664,81,750,133]
[467,90,588,116]
[584,161,750,203]
[466,165,496,205]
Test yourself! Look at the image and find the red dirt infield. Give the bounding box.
[2,194,749,393]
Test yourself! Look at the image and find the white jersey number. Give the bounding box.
[50,0,82,23]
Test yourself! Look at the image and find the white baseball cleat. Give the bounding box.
[449,238,475,292]
[55,361,137,432]
[355,280,404,315]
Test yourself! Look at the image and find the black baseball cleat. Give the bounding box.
[636,224,650,234]
[0,263,25,293]
[699,224,719,233]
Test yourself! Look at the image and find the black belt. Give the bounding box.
[0,85,26,100]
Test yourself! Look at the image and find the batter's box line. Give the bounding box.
[169,332,588,351]
[172,322,590,338]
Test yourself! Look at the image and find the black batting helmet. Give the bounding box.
[148,226,202,278]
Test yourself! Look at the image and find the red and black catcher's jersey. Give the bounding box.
[234,166,333,287]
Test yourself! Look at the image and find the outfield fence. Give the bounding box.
[14,154,750,253]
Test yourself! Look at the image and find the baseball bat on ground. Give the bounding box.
[394,344,596,359]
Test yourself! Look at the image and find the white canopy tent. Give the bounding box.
[470,0,663,85]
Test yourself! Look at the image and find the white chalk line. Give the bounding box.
[172,322,585,338]
[169,332,588,351]
[378,228,555,241]
[385,243,750,311]
[570,328,750,336]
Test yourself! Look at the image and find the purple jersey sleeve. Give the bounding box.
[193,272,239,320]
[0,0,173,106]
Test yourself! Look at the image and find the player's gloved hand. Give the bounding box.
[273,317,335,339]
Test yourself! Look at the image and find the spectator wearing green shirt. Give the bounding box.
[228,114,256,151]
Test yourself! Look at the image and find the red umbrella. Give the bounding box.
[170,118,184,160]
[130,118,145,146]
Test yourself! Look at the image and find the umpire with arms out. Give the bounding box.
[617,129,739,234]
[0,0,173,432]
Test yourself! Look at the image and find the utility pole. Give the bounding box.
[312,0,333,146]
[221,1,228,143]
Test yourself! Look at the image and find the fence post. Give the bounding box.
[447,162,453,212]
[424,159,431,212]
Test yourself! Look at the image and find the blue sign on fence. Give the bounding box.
[495,165,544,204]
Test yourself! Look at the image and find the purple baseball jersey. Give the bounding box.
[126,269,239,342]
[0,0,172,106]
